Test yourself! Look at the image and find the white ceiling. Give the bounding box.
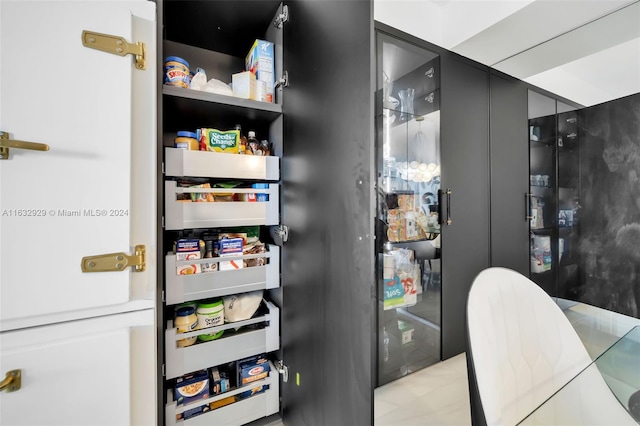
[374,0,640,107]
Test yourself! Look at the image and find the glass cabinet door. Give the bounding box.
[528,92,582,298]
[375,31,441,386]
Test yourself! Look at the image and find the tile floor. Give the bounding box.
[374,300,640,426]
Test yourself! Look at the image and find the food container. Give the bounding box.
[174,131,199,150]
[175,307,198,347]
[196,299,225,341]
[164,56,190,88]
[175,370,209,406]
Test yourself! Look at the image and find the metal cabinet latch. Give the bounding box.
[270,225,289,246]
[274,5,289,28]
[274,360,288,383]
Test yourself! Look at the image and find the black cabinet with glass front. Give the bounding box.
[375,31,442,386]
[528,92,581,297]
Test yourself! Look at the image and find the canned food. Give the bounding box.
[164,56,190,88]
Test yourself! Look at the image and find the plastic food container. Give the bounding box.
[196,299,225,341]
[175,306,198,347]
[164,56,190,88]
[174,131,199,150]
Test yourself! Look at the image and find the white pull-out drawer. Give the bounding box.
[164,361,279,426]
[165,301,279,379]
[164,147,280,180]
[164,181,279,230]
[166,245,280,304]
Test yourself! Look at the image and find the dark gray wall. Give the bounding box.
[575,93,640,318]
[281,1,375,425]
[489,71,530,274]
[440,53,491,360]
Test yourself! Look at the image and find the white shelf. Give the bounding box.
[164,181,279,230]
[165,148,280,180]
[165,361,279,426]
[165,301,280,379]
[166,245,280,305]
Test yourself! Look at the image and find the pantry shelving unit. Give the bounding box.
[158,1,375,425]
[159,2,285,425]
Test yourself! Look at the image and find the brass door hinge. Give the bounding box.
[81,244,146,273]
[82,30,146,70]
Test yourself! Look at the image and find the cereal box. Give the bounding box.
[245,39,274,103]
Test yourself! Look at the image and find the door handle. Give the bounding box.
[0,131,50,160]
[0,369,22,393]
[526,193,534,221]
[438,189,452,225]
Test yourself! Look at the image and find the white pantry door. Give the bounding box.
[0,0,157,330]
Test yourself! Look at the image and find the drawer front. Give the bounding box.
[165,362,279,426]
[166,245,280,304]
[164,181,279,230]
[0,310,155,426]
[165,302,280,379]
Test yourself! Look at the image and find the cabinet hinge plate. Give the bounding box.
[270,225,289,246]
[81,30,146,70]
[274,71,289,90]
[274,5,289,29]
[274,360,288,382]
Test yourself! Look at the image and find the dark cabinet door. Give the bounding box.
[440,53,491,360]
[281,1,374,425]
[489,71,530,274]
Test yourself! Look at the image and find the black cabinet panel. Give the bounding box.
[489,72,529,275]
[281,1,374,425]
[440,54,490,360]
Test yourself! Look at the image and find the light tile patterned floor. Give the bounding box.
[374,300,640,426]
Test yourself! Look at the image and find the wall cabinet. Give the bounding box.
[528,100,581,297]
[375,22,491,371]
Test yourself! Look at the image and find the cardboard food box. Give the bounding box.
[219,237,244,271]
[237,354,270,386]
[175,370,209,406]
[245,39,274,103]
[176,239,201,261]
[232,71,265,101]
[198,128,239,153]
[210,367,231,396]
[238,384,269,400]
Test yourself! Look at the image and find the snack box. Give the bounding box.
[198,128,239,153]
[176,239,202,261]
[245,39,274,103]
[219,237,244,271]
[175,370,209,406]
[237,354,270,386]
